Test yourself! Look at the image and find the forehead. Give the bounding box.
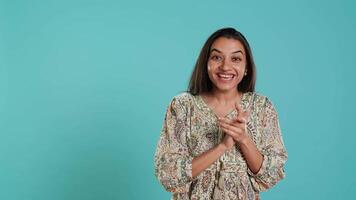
[210,37,245,54]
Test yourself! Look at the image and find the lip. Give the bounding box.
[216,73,236,82]
[216,73,236,78]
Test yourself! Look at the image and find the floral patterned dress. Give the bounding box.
[154,92,288,200]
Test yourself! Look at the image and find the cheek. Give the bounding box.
[207,66,215,81]
[207,61,218,73]
[207,60,214,70]
[236,63,246,72]
[241,60,247,70]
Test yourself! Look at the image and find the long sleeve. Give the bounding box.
[154,96,194,194]
[248,97,288,192]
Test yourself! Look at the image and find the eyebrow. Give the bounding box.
[210,48,244,55]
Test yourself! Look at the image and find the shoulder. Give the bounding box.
[167,92,195,113]
[170,92,194,107]
[248,91,276,111]
[248,91,268,104]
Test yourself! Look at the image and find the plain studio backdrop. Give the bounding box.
[0,0,355,199]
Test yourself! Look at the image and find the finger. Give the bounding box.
[245,109,251,118]
[220,126,243,141]
[220,118,241,129]
[218,117,234,125]
[235,101,250,120]
[221,120,246,131]
[244,104,251,118]
[235,101,242,114]
[236,116,247,123]
[220,126,237,138]
[236,104,251,122]
[219,121,243,134]
[220,116,246,127]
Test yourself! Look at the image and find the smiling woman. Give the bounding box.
[154,28,288,200]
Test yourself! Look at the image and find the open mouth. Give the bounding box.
[217,73,235,81]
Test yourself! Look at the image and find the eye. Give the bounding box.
[210,55,222,61]
[232,57,242,62]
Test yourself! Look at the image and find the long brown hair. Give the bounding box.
[188,27,256,95]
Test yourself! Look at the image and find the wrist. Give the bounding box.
[238,136,251,146]
[217,143,228,153]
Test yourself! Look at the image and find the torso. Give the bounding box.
[159,91,274,199]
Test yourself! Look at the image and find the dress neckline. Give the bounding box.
[196,92,249,119]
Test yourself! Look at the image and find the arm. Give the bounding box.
[247,97,288,192]
[154,97,193,193]
[192,134,235,178]
[238,136,264,174]
[218,98,287,191]
[192,144,225,177]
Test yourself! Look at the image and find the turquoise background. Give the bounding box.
[1,0,355,199]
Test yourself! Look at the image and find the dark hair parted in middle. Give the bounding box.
[188,27,256,95]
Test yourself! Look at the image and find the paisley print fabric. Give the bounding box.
[154,92,288,200]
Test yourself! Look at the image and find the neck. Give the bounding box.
[210,88,241,105]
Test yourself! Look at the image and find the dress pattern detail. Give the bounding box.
[154,92,288,200]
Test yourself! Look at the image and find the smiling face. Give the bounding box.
[207,37,247,93]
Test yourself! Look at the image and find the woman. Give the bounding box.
[154,27,288,200]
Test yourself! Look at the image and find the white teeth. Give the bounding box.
[218,73,234,79]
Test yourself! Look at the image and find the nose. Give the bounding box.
[219,60,232,70]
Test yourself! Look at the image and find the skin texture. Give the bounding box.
[192,37,263,178]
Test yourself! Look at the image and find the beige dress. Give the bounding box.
[154,92,288,200]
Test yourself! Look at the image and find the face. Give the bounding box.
[207,37,247,93]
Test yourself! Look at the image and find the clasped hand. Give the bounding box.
[218,102,250,150]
